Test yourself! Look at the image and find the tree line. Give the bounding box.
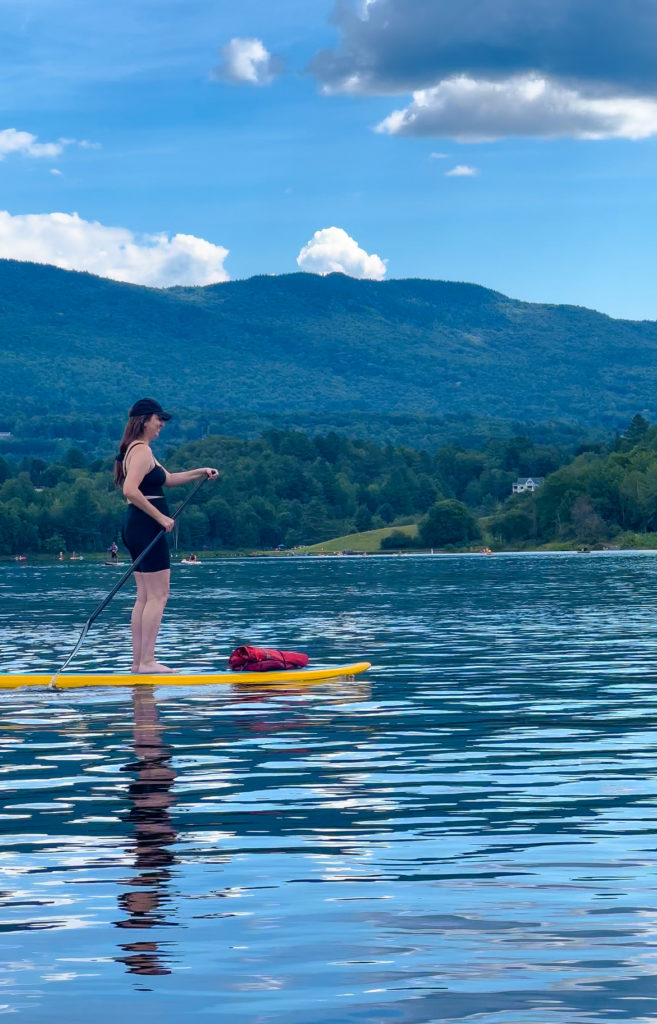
[0,419,649,555]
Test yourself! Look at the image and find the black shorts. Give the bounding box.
[121,498,171,573]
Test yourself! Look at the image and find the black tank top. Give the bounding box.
[138,463,166,497]
[124,443,166,497]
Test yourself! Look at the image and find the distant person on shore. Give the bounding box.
[114,398,218,674]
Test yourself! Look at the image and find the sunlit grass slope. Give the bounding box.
[300,524,418,554]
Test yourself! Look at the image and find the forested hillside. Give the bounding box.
[1,260,657,460]
[0,423,633,555]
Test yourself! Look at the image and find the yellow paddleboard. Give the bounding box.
[0,661,371,690]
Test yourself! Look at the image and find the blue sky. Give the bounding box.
[2,0,657,319]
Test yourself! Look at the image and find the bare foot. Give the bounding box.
[131,665,140,674]
[137,662,179,674]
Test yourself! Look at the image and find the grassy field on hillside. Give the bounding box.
[300,524,418,554]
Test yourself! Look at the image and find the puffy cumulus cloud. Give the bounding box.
[376,74,657,140]
[213,37,282,86]
[0,211,229,287]
[445,164,478,176]
[297,227,387,280]
[311,0,657,96]
[0,128,95,160]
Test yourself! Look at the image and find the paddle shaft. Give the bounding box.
[51,475,208,683]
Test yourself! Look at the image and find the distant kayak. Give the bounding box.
[181,559,202,564]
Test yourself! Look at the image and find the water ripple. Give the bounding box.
[2,554,657,1021]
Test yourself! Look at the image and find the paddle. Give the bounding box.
[49,475,208,688]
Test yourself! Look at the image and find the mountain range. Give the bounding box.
[1,258,655,453]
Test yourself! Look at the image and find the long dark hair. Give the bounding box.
[114,415,151,486]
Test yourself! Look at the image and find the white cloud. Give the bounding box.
[312,1,657,142]
[0,129,96,160]
[0,211,229,287]
[375,74,657,140]
[445,164,478,176]
[213,37,282,86]
[297,227,387,280]
[50,168,63,176]
[430,152,448,159]
[0,129,62,160]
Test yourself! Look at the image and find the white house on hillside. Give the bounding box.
[512,476,544,494]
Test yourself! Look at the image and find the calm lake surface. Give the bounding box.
[2,552,657,1023]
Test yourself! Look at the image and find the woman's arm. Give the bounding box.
[163,467,219,487]
[123,448,175,529]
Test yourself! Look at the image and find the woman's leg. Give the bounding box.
[130,572,148,673]
[138,569,175,673]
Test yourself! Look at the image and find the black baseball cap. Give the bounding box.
[129,398,172,420]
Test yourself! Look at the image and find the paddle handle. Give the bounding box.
[51,475,209,683]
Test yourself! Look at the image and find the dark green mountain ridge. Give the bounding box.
[1,258,655,438]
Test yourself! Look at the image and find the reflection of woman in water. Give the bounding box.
[115,688,178,977]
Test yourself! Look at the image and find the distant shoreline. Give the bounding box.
[4,546,657,565]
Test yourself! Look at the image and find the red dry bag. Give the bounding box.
[228,645,309,672]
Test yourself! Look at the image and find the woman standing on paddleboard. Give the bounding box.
[114,398,218,674]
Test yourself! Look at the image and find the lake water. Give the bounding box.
[2,552,657,1023]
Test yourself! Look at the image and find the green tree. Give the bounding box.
[618,414,650,451]
[435,448,487,499]
[0,473,36,504]
[419,500,480,548]
[232,504,260,548]
[380,530,416,550]
[490,507,535,544]
[62,483,101,549]
[376,503,395,524]
[65,447,87,469]
[301,498,329,544]
[206,498,239,548]
[571,496,610,545]
[42,532,66,554]
[0,508,19,553]
[25,458,48,486]
[355,504,372,532]
[379,467,416,516]
[177,507,208,548]
[41,464,70,488]
[314,432,342,464]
